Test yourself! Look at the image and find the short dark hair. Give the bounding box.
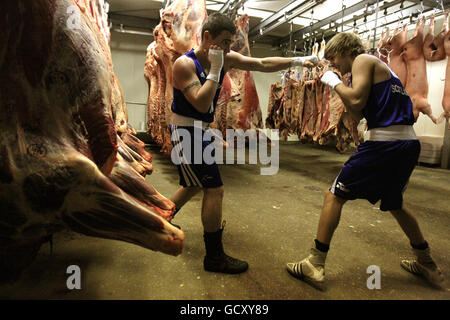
[201,12,236,40]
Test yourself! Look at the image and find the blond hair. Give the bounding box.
[324,32,366,60]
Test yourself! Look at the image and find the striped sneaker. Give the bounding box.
[286,247,327,291]
[401,259,445,289]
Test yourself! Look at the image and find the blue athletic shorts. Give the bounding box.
[330,139,420,211]
[169,125,223,189]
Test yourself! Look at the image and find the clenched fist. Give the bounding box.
[320,71,343,89]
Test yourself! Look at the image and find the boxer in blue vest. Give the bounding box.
[286,32,445,290]
[169,12,318,274]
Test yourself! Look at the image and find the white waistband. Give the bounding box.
[171,113,210,130]
[368,125,417,141]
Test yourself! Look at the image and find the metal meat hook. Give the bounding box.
[435,0,444,13]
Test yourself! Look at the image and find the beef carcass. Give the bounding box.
[117,136,153,176]
[300,80,317,140]
[289,80,304,135]
[121,132,153,162]
[212,14,263,134]
[386,24,408,87]
[317,86,346,145]
[111,74,129,134]
[313,61,326,142]
[144,0,207,155]
[75,0,110,44]
[78,0,151,166]
[265,82,283,130]
[0,0,183,284]
[279,77,296,140]
[439,27,450,127]
[423,12,448,62]
[214,73,239,139]
[402,17,438,123]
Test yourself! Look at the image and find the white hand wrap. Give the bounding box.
[320,71,343,89]
[290,55,319,67]
[206,49,224,83]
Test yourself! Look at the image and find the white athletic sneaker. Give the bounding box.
[401,260,445,289]
[401,248,445,289]
[286,247,327,291]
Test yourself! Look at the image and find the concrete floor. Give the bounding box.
[1,142,449,300]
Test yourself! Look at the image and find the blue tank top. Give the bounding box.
[171,49,225,123]
[360,60,414,130]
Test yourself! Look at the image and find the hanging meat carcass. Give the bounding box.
[401,16,438,123]
[266,82,284,130]
[265,51,361,153]
[205,13,267,148]
[376,27,390,64]
[279,76,296,140]
[76,0,152,171]
[212,14,263,134]
[423,12,448,62]
[144,0,207,155]
[386,24,408,87]
[290,80,305,136]
[300,79,317,141]
[75,0,111,44]
[439,25,450,127]
[317,85,345,146]
[0,0,183,284]
[313,48,326,142]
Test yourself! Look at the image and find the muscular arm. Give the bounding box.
[225,51,313,72]
[333,55,374,121]
[173,56,218,114]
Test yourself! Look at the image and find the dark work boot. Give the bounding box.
[203,221,248,274]
[169,207,181,230]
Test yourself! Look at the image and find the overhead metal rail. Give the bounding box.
[248,0,324,40]
[345,2,447,35]
[107,0,449,48]
[219,0,240,14]
[279,0,449,52]
[109,13,158,31]
[280,0,385,45]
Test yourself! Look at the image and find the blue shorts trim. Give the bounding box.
[170,125,223,189]
[329,140,420,211]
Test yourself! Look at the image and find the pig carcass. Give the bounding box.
[401,17,438,123]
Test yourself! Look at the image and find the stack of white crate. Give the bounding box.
[417,136,443,165]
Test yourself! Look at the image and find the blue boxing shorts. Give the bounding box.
[330,139,420,211]
[169,124,223,189]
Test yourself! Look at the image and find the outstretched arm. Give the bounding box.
[225,50,318,72]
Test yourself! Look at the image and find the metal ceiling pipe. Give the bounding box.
[248,0,323,38]
[279,0,384,46]
[219,0,239,14]
[252,2,319,41]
